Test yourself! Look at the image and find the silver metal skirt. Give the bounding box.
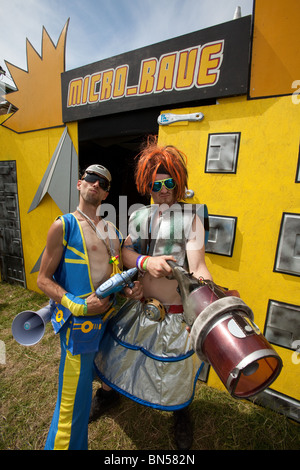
[94,299,204,410]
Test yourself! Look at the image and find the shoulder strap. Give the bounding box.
[55,213,73,246]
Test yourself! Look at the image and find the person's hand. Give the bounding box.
[123,280,143,300]
[85,293,112,315]
[145,255,177,278]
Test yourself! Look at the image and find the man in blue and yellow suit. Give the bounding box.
[37,164,142,450]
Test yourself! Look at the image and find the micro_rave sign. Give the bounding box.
[61,16,251,122]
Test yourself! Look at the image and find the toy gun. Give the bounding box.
[95,268,137,298]
[167,260,282,399]
[12,268,138,346]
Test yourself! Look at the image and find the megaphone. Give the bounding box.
[12,300,56,346]
[11,268,138,348]
[167,261,282,399]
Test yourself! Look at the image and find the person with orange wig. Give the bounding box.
[135,140,188,202]
[93,137,212,450]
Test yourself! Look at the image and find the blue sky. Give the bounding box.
[0,0,253,87]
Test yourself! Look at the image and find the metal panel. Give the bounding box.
[265,299,300,350]
[206,215,237,256]
[28,127,79,273]
[274,212,300,277]
[249,389,300,423]
[205,133,240,173]
[296,149,300,183]
[28,127,79,214]
[0,161,26,287]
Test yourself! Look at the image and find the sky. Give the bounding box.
[0,0,253,88]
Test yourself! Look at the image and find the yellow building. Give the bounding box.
[1,1,299,420]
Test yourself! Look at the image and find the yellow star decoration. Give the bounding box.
[3,20,69,133]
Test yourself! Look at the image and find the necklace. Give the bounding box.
[76,207,112,257]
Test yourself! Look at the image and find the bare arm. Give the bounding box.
[37,219,66,302]
[186,215,212,280]
[122,236,176,278]
[37,219,111,315]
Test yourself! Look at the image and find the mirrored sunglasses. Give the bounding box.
[149,178,176,192]
[83,173,110,191]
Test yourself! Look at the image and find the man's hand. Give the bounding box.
[145,255,177,278]
[124,280,143,300]
[85,293,112,316]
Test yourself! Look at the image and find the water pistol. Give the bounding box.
[95,267,138,299]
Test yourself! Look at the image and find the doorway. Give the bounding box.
[79,134,150,238]
[78,108,160,236]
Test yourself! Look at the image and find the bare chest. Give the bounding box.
[79,220,113,288]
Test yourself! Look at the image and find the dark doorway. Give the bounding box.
[78,108,160,236]
[79,134,150,210]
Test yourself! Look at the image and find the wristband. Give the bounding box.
[136,255,145,271]
[141,256,150,271]
[136,255,150,271]
[61,293,88,316]
[136,255,142,270]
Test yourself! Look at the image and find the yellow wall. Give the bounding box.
[250,0,300,98]
[158,95,300,400]
[0,120,78,291]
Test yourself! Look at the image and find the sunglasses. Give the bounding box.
[149,178,176,192]
[83,173,110,191]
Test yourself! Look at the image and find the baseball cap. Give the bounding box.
[85,164,112,183]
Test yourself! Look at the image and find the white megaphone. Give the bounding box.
[12,299,56,346]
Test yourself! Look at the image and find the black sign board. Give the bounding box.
[61,16,251,123]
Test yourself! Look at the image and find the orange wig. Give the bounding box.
[135,136,188,201]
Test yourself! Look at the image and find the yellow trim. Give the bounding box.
[61,294,85,316]
[66,244,86,260]
[64,258,87,264]
[79,292,92,299]
[66,326,71,345]
[72,320,100,333]
[53,339,81,450]
[102,306,115,322]
[59,216,67,246]
[73,215,95,293]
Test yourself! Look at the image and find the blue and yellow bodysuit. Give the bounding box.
[45,213,117,450]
